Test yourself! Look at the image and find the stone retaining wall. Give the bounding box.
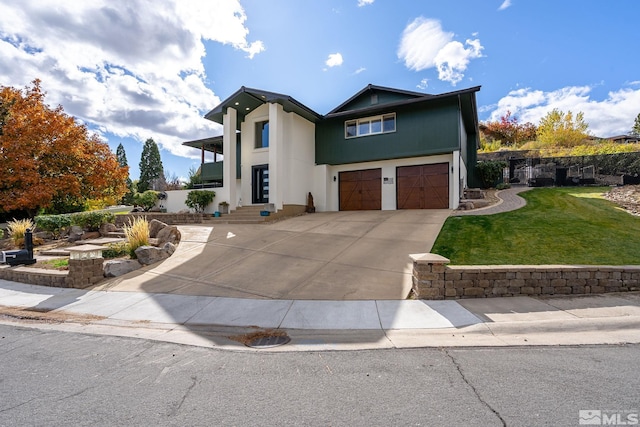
[0,265,68,287]
[116,212,204,226]
[411,253,640,299]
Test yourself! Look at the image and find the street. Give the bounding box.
[0,324,638,426]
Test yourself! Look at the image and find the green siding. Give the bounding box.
[316,99,461,165]
[338,91,421,112]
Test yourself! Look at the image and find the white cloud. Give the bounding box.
[398,17,483,85]
[498,0,512,11]
[417,78,429,90]
[0,0,265,158]
[487,85,640,137]
[325,53,344,68]
[354,67,367,75]
[358,0,374,6]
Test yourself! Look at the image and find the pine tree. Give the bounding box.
[632,113,640,137]
[138,138,164,192]
[116,143,135,204]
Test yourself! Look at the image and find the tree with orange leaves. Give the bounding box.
[0,80,128,215]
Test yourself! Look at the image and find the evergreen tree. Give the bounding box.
[116,143,135,204]
[138,138,164,192]
[632,113,640,137]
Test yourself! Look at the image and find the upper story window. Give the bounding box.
[345,113,396,139]
[255,120,269,148]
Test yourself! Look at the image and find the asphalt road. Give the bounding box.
[0,324,638,426]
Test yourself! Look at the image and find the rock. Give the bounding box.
[99,223,118,237]
[103,260,141,277]
[177,209,190,214]
[67,226,84,242]
[149,206,161,212]
[81,231,101,240]
[162,242,176,256]
[148,219,168,238]
[156,225,181,246]
[135,245,171,265]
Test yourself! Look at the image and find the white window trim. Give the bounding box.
[345,113,396,139]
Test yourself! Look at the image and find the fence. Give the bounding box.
[503,152,640,187]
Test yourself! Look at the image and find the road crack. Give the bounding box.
[443,349,506,427]
[168,375,198,417]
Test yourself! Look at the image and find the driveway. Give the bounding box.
[94,210,450,300]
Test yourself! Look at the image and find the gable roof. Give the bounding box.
[328,84,430,115]
[324,85,481,134]
[204,86,323,125]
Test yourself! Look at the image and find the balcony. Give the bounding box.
[199,161,223,182]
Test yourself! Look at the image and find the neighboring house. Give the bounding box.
[608,135,640,144]
[181,84,481,214]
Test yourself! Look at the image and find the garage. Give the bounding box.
[339,169,382,210]
[397,163,449,209]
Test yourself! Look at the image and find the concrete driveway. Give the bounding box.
[94,210,450,300]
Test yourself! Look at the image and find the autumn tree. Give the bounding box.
[480,111,537,147]
[0,80,128,215]
[537,109,589,147]
[631,113,640,137]
[138,137,165,192]
[116,143,135,205]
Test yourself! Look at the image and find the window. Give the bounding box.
[255,121,269,148]
[345,113,395,139]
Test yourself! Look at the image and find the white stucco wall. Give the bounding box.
[163,188,222,214]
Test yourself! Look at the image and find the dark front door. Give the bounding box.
[339,169,382,211]
[397,163,449,209]
[252,165,269,204]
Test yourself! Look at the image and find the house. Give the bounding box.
[608,135,640,144]
[179,84,481,214]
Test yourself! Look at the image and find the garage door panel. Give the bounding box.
[397,163,449,209]
[339,169,381,211]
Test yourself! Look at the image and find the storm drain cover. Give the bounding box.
[246,334,291,349]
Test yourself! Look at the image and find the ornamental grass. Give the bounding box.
[123,216,149,258]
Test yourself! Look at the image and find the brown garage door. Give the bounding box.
[397,163,449,209]
[339,169,382,211]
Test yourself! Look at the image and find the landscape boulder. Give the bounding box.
[99,223,118,237]
[135,243,175,266]
[103,260,141,277]
[148,219,168,238]
[67,226,84,242]
[156,225,181,246]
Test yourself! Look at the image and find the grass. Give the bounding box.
[432,187,640,265]
[123,216,149,258]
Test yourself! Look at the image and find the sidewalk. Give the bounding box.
[1,279,639,351]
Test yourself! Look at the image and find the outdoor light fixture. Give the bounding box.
[67,244,104,260]
[333,176,336,182]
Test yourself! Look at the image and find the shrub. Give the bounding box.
[133,191,159,211]
[496,183,511,190]
[0,229,4,239]
[185,190,216,213]
[35,214,72,239]
[7,218,35,247]
[71,211,115,231]
[476,160,507,189]
[102,241,131,259]
[123,217,149,258]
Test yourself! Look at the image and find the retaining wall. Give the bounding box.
[411,253,640,299]
[116,212,204,226]
[0,265,68,287]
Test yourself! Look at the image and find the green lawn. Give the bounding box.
[432,187,640,265]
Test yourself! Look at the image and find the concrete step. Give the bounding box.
[38,249,70,257]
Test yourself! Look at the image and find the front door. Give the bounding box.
[252,164,269,204]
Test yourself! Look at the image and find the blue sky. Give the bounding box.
[1,0,638,181]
